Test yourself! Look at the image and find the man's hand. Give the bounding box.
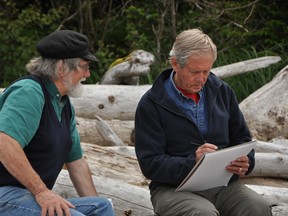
[195,143,218,162]
[227,155,250,176]
[35,189,75,216]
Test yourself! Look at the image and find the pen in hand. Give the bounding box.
[190,141,203,146]
[190,141,220,150]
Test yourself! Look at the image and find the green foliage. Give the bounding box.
[1,0,288,102]
[0,0,64,86]
[219,45,287,102]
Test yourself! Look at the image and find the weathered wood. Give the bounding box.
[76,117,134,146]
[246,184,288,209]
[240,177,288,188]
[250,153,288,179]
[53,170,154,216]
[240,65,288,141]
[255,139,288,154]
[93,115,125,146]
[57,142,288,215]
[69,57,282,121]
[246,185,288,216]
[81,143,148,187]
[100,49,155,85]
[81,141,288,184]
[54,170,288,216]
[212,56,281,79]
[70,85,151,120]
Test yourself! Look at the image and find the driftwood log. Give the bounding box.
[240,65,288,141]
[53,141,288,215]
[70,85,150,120]
[53,169,154,216]
[76,117,134,146]
[100,49,155,85]
[70,56,281,121]
[212,56,281,79]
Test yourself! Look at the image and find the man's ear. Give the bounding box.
[57,60,66,78]
[170,57,178,71]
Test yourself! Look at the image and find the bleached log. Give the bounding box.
[70,85,151,120]
[246,184,288,206]
[1,57,280,122]
[212,56,281,79]
[240,177,288,188]
[249,153,288,179]
[68,57,282,121]
[100,49,155,85]
[240,66,288,141]
[93,115,125,146]
[80,142,288,188]
[255,140,288,154]
[76,117,134,146]
[53,170,154,216]
[81,143,148,187]
[54,170,287,216]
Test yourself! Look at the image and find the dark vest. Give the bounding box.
[0,75,72,189]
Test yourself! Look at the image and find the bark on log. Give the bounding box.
[240,65,288,141]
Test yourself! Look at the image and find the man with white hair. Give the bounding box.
[0,30,114,216]
[135,28,271,216]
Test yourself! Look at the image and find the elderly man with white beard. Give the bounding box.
[0,30,115,216]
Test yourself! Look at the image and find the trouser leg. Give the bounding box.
[214,181,272,216]
[151,187,219,216]
[0,186,115,216]
[67,196,115,216]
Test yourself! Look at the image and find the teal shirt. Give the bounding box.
[0,78,83,162]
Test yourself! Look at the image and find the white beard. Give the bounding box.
[63,75,85,98]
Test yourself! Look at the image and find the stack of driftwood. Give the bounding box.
[2,53,287,215]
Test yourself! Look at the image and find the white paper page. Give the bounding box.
[176,141,256,192]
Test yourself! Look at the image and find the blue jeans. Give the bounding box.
[0,186,115,216]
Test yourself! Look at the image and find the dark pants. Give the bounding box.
[151,181,272,216]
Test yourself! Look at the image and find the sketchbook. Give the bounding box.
[175,140,256,192]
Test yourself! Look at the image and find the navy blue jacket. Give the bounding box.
[135,68,254,192]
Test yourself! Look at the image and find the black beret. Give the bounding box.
[36,30,99,62]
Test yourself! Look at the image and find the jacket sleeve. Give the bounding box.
[134,97,196,186]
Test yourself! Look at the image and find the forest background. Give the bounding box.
[0,0,287,102]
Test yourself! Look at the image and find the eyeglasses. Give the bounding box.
[78,64,90,72]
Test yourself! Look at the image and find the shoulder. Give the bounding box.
[1,78,45,110]
[5,78,42,93]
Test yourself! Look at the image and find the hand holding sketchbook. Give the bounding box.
[176,141,256,192]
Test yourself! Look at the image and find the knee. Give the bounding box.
[93,197,114,215]
[191,209,219,216]
[251,204,272,216]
